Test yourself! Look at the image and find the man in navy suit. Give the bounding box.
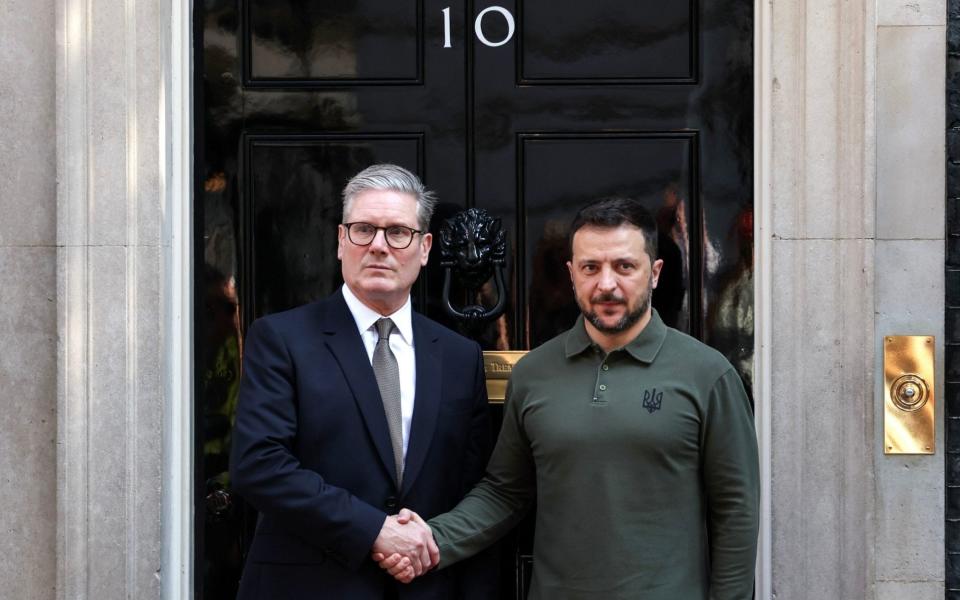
[231,164,495,599]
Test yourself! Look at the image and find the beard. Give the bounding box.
[577,278,653,334]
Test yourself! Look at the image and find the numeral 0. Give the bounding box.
[442,6,516,48]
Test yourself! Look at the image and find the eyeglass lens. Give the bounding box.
[348,223,415,249]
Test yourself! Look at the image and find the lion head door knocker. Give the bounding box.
[439,208,508,326]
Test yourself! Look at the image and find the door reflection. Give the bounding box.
[200,266,243,600]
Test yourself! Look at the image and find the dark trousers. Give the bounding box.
[384,585,399,600]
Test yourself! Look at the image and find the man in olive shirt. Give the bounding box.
[377,197,760,599]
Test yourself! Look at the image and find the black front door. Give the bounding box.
[195,1,753,597]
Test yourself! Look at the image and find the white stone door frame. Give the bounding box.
[159,1,778,598]
[753,0,774,596]
[162,0,195,597]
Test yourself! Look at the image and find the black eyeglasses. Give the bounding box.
[343,222,424,250]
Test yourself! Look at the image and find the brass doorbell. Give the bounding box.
[883,336,935,455]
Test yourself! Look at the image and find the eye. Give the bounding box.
[582,264,598,274]
[385,226,415,247]
[617,262,636,272]
[353,223,375,236]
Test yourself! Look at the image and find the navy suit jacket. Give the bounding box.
[231,290,496,599]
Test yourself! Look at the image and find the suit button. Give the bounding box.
[385,496,398,510]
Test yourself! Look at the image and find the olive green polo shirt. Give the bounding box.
[429,310,760,600]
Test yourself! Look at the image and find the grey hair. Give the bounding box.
[341,164,437,231]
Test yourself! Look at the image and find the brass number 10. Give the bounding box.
[442,6,516,48]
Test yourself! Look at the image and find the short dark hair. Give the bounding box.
[569,196,658,260]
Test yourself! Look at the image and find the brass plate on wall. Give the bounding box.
[483,351,528,403]
[883,335,935,455]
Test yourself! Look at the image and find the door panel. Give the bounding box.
[243,134,424,317]
[196,0,753,597]
[517,132,695,346]
[246,0,424,84]
[518,0,696,83]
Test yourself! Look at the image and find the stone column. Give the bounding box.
[769,0,877,596]
[56,0,165,597]
[767,0,946,596]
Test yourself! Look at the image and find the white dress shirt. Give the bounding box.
[341,284,416,461]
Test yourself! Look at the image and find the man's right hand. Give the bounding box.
[371,510,439,579]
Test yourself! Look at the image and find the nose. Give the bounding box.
[368,228,390,252]
[466,242,479,264]
[597,265,617,291]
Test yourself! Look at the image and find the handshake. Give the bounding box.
[371,509,438,584]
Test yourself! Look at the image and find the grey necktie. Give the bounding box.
[373,318,404,485]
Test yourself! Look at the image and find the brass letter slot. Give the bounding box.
[883,335,935,455]
[483,351,527,403]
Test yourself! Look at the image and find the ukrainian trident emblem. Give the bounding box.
[642,388,663,414]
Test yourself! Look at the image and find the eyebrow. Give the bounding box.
[351,220,420,229]
[576,256,639,265]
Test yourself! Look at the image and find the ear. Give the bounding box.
[419,232,433,266]
[651,258,664,288]
[337,224,346,260]
[566,260,575,283]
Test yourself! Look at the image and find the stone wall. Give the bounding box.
[767,0,945,597]
[0,0,58,598]
[875,2,946,599]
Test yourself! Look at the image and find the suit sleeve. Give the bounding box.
[429,372,536,568]
[702,368,760,599]
[230,317,386,570]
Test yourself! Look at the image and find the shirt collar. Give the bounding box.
[340,284,414,346]
[564,309,668,364]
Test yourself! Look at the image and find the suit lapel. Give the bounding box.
[401,315,441,497]
[321,292,399,487]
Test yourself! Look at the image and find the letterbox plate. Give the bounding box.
[483,351,527,403]
[883,335,935,455]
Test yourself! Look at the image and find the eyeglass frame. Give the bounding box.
[342,222,426,250]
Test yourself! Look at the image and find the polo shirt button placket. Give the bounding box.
[593,357,611,404]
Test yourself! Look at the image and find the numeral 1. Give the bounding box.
[442,6,452,48]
